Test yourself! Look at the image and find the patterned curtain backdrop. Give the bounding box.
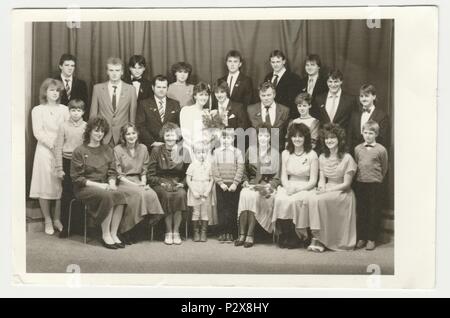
[27,19,394,205]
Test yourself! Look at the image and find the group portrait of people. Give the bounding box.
[29,48,390,253]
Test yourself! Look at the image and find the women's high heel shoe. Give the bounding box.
[234,234,246,247]
[101,239,118,250]
[44,220,54,235]
[243,235,254,248]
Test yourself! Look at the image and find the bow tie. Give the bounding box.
[132,78,142,83]
[365,144,374,148]
[362,108,371,113]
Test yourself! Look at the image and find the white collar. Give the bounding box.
[61,75,73,82]
[362,105,375,113]
[274,67,286,78]
[261,101,276,110]
[228,71,240,79]
[108,81,122,88]
[327,89,342,98]
[154,96,167,104]
[308,73,319,80]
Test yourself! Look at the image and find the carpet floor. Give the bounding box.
[26,231,394,275]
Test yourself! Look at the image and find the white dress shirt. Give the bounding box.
[360,105,375,132]
[261,101,277,126]
[227,71,239,96]
[307,74,318,95]
[131,78,141,97]
[61,75,73,92]
[272,67,286,86]
[325,89,342,122]
[108,81,122,103]
[154,96,167,113]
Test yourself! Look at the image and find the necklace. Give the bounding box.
[294,150,305,157]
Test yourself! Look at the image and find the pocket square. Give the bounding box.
[171,110,176,114]
[228,114,236,119]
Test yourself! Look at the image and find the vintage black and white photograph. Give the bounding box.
[11,6,437,287]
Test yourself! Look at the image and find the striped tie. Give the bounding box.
[158,99,165,122]
[64,79,71,100]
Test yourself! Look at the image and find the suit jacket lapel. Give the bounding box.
[274,104,283,127]
[149,98,163,124]
[101,83,113,112]
[163,99,173,124]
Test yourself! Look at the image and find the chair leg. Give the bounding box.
[83,205,87,244]
[67,199,75,238]
[150,225,154,241]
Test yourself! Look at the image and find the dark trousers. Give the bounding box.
[215,184,241,236]
[61,158,81,234]
[355,181,383,241]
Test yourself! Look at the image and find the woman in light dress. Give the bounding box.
[167,62,194,107]
[306,123,357,252]
[29,78,70,235]
[272,123,319,249]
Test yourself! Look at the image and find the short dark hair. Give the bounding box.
[119,123,139,146]
[159,122,181,141]
[295,93,312,106]
[362,120,380,135]
[213,79,230,97]
[59,53,77,66]
[171,61,193,76]
[152,74,169,86]
[225,50,243,62]
[320,123,347,158]
[286,123,312,154]
[327,69,344,81]
[360,84,377,96]
[128,55,147,68]
[67,99,86,111]
[269,50,286,60]
[258,81,276,93]
[39,78,64,104]
[305,54,322,68]
[193,81,211,97]
[83,116,110,144]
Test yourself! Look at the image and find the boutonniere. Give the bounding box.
[171,110,176,114]
[234,81,240,88]
[256,112,261,117]
[228,113,235,119]
[320,104,325,108]
[302,158,308,165]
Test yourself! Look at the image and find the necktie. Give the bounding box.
[64,79,71,100]
[264,105,272,126]
[158,99,165,122]
[307,77,314,95]
[228,76,233,94]
[272,74,279,87]
[329,94,337,122]
[112,85,117,112]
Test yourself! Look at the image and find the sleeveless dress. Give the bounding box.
[29,104,70,199]
[308,153,357,251]
[272,150,318,228]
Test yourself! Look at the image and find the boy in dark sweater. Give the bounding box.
[354,120,388,250]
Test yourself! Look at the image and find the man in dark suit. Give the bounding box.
[263,50,301,119]
[215,50,254,109]
[54,53,89,120]
[247,82,290,151]
[299,54,328,114]
[123,55,153,102]
[136,75,181,151]
[347,84,390,153]
[90,57,137,146]
[313,69,357,133]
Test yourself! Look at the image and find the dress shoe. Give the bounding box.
[365,240,376,251]
[173,232,182,245]
[218,234,226,243]
[114,242,126,249]
[234,235,246,247]
[119,233,133,245]
[53,219,64,232]
[225,233,234,243]
[44,220,54,235]
[243,236,254,248]
[356,240,367,249]
[164,232,173,245]
[101,239,118,250]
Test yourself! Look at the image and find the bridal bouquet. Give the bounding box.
[202,109,226,129]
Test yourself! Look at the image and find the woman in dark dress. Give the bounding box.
[147,122,191,245]
[71,116,127,249]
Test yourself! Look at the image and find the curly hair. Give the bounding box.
[159,122,181,141]
[39,78,64,104]
[118,123,139,146]
[83,116,110,144]
[286,123,312,154]
[320,123,347,158]
[294,92,312,106]
[171,61,192,76]
[213,79,230,97]
[193,81,211,97]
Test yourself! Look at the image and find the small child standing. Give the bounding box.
[354,120,388,251]
[54,99,87,237]
[186,142,214,242]
[212,128,245,243]
[288,93,320,148]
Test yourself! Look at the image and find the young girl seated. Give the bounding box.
[186,142,215,242]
